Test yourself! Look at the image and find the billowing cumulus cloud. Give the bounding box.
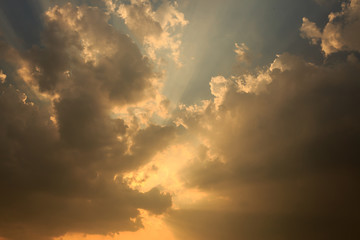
[170,52,360,239]
[301,0,360,55]
[1,0,360,240]
[0,3,174,240]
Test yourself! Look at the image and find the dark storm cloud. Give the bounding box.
[170,53,360,239]
[0,3,174,240]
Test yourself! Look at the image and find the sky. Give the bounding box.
[0,0,359,239]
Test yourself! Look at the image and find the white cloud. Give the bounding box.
[300,17,322,44]
[301,0,360,55]
[234,42,250,63]
[209,75,233,108]
[107,0,188,64]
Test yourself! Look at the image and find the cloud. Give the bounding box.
[300,17,322,44]
[30,3,154,103]
[301,0,360,55]
[170,51,360,239]
[234,43,250,64]
[0,3,174,240]
[209,76,233,109]
[168,208,359,240]
[110,0,188,63]
[0,70,6,83]
[1,1,360,240]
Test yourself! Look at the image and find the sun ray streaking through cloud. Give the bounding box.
[0,0,359,240]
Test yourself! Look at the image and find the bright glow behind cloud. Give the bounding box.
[0,0,359,240]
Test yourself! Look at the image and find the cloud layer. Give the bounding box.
[1,0,360,240]
[170,51,360,240]
[0,3,174,240]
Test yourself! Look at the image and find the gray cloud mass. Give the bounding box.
[1,0,360,240]
[0,3,173,240]
[170,53,360,240]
